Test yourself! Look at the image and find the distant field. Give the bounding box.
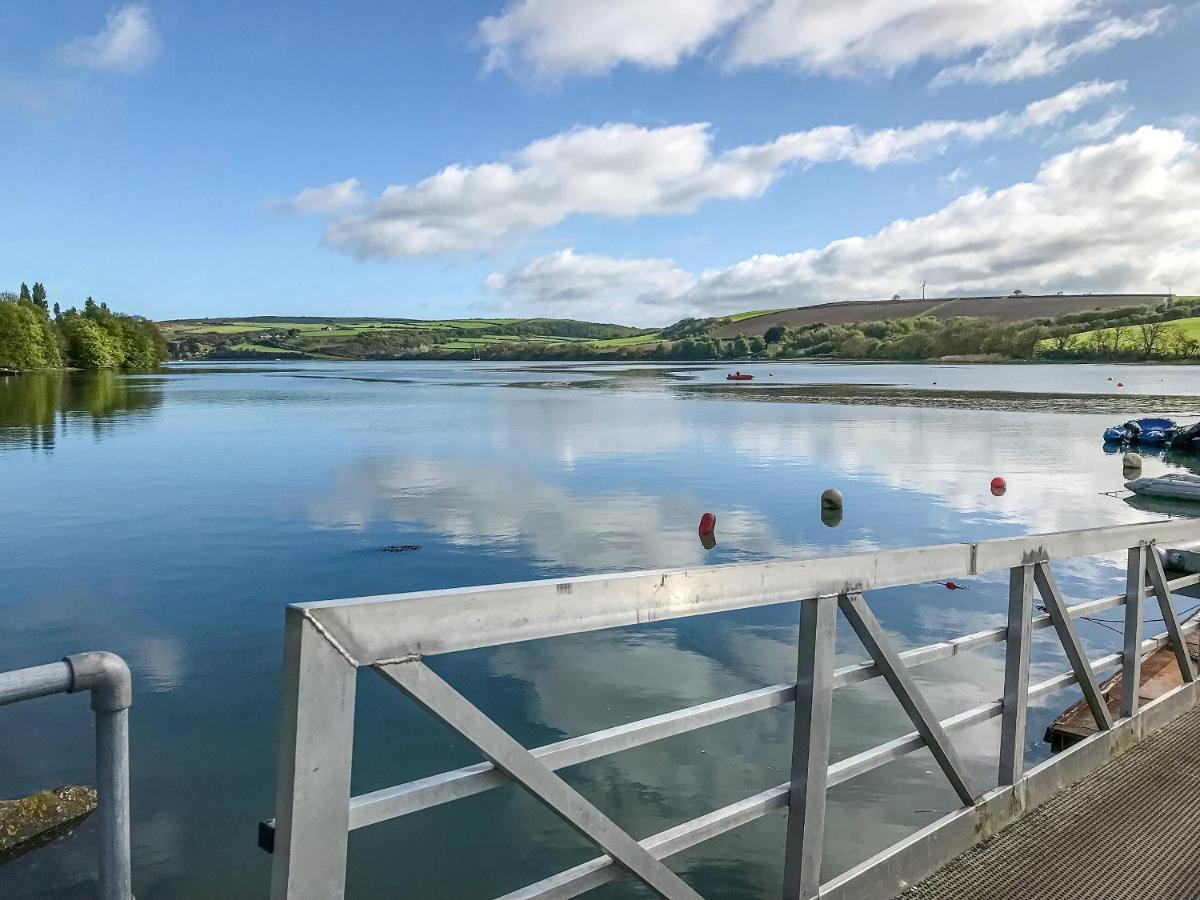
[724,308,790,323]
[164,316,647,359]
[710,294,1170,338]
[588,333,661,348]
[1045,316,1200,351]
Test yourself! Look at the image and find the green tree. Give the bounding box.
[763,325,787,344]
[0,293,62,368]
[31,282,47,310]
[58,313,123,368]
[19,283,31,302]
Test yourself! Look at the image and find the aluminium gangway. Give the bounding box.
[265,518,1200,899]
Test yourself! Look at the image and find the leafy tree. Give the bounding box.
[0,293,62,368]
[31,282,47,310]
[763,325,787,344]
[1136,322,1168,358]
[19,283,31,302]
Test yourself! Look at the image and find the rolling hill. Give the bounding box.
[162,316,652,360]
[709,294,1170,339]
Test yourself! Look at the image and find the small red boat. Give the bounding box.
[726,372,754,381]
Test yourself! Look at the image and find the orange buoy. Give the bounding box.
[698,512,717,535]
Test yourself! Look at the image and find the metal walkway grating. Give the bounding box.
[901,702,1200,900]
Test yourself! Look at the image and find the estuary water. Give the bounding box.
[2,360,1199,898]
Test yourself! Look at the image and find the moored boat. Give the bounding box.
[726,372,753,381]
[1125,473,1200,501]
[1103,417,1178,446]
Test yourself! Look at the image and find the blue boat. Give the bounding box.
[1102,417,1178,446]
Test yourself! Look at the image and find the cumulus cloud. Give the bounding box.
[486,127,1200,324]
[729,0,1085,75]
[300,81,1118,259]
[271,178,364,215]
[932,8,1167,87]
[477,0,1158,83]
[479,0,755,77]
[61,4,160,74]
[484,249,696,323]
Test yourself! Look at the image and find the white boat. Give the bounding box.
[1125,473,1200,502]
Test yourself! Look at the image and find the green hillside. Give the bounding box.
[163,316,651,360]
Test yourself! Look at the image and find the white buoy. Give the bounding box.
[1123,452,1143,471]
[821,488,844,510]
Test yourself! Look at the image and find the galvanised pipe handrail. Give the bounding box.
[265,519,1200,900]
[0,652,133,900]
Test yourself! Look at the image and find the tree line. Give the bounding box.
[645,299,1200,362]
[0,282,168,370]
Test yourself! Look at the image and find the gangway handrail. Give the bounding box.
[265,518,1200,900]
[0,651,133,900]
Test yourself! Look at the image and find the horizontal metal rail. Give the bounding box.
[496,620,1199,900]
[346,586,1143,830]
[268,519,1200,900]
[0,653,133,900]
[297,519,1200,661]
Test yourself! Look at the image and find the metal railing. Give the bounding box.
[265,519,1200,900]
[0,651,132,900]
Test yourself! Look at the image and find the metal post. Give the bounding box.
[783,596,836,900]
[1122,545,1147,718]
[999,565,1033,785]
[95,707,131,899]
[1146,548,1196,683]
[65,651,133,900]
[270,608,358,900]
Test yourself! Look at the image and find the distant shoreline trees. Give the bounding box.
[0,283,167,371]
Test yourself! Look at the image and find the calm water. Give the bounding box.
[2,361,1199,898]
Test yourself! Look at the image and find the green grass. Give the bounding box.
[1040,316,1200,351]
[588,333,661,347]
[227,342,305,355]
[724,307,792,323]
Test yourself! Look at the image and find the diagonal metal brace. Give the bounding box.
[1033,562,1114,731]
[376,660,702,900]
[837,592,978,806]
[1146,549,1196,684]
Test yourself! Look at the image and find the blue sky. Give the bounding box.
[3,1,1198,325]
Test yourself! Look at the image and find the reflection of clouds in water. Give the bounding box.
[311,457,880,571]
[730,406,1165,538]
[485,601,1015,882]
[129,635,187,693]
[483,392,688,467]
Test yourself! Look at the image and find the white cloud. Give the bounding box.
[932,8,1167,86]
[305,81,1118,259]
[729,0,1086,76]
[272,178,364,214]
[478,0,1158,82]
[1059,108,1131,143]
[484,248,696,323]
[487,127,1200,324]
[61,4,160,74]
[479,0,754,77]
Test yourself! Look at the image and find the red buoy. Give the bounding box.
[945,581,958,590]
[1117,382,1124,387]
[990,476,1006,492]
[1107,376,1113,381]
[698,512,717,535]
